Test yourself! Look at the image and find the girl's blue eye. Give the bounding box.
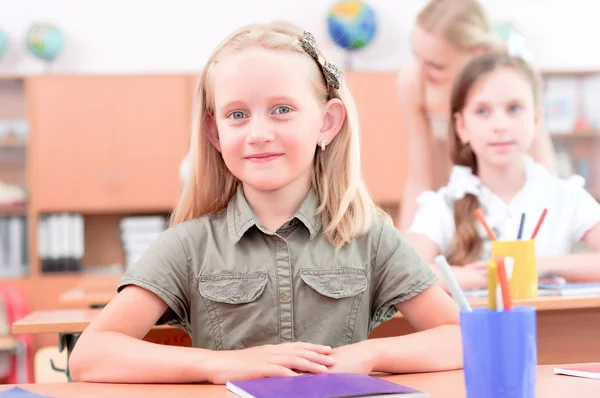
[476,107,489,116]
[274,106,291,115]
[508,104,522,113]
[229,111,246,120]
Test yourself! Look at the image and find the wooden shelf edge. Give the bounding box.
[0,202,28,216]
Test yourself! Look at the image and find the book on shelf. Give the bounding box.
[38,213,84,273]
[0,216,28,278]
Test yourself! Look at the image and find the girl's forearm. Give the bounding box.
[369,325,462,374]
[69,330,213,383]
[540,253,600,282]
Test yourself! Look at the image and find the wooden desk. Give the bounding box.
[59,289,115,309]
[11,309,189,345]
[0,335,17,351]
[0,365,598,397]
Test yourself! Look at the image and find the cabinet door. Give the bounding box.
[29,76,114,212]
[345,72,406,205]
[29,76,191,213]
[110,76,190,211]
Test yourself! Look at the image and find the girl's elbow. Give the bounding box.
[68,334,95,382]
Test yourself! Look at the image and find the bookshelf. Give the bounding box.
[0,78,29,279]
[542,70,600,200]
[0,75,193,350]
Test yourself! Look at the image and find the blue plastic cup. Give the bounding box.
[460,306,537,398]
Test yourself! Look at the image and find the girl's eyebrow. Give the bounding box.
[470,97,526,106]
[219,96,300,114]
[219,100,245,113]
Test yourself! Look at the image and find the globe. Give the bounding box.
[27,23,64,61]
[0,29,8,58]
[494,22,518,41]
[327,0,377,51]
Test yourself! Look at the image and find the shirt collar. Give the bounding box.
[445,155,538,203]
[227,184,322,243]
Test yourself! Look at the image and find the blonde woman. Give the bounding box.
[68,21,461,384]
[397,0,556,231]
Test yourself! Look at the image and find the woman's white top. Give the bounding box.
[179,152,190,184]
[408,156,600,260]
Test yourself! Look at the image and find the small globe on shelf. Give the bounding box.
[27,23,64,62]
[494,22,519,41]
[327,0,377,51]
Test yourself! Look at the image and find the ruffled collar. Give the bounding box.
[445,156,539,202]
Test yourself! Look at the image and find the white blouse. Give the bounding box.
[408,157,600,260]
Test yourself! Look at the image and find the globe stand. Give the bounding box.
[344,54,353,72]
[43,60,54,75]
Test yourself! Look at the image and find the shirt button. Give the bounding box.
[275,239,285,249]
[280,292,290,302]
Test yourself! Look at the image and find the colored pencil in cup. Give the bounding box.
[487,261,497,310]
[531,208,548,239]
[517,213,526,239]
[475,208,497,241]
[496,280,504,312]
[496,257,513,311]
[505,256,515,281]
[434,255,472,312]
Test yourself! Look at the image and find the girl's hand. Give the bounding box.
[464,260,488,276]
[327,341,377,375]
[452,264,487,290]
[206,342,335,384]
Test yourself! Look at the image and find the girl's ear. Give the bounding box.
[454,112,469,145]
[471,45,485,57]
[204,115,221,152]
[319,98,346,147]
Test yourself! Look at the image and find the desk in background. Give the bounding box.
[372,295,600,365]
[0,365,598,398]
[58,289,116,309]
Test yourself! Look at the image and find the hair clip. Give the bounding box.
[300,31,342,90]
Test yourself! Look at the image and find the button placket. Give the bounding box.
[273,235,293,342]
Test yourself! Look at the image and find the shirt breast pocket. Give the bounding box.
[197,271,272,350]
[297,267,368,346]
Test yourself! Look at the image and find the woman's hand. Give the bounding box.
[206,342,335,384]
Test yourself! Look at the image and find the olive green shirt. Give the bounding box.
[117,186,438,350]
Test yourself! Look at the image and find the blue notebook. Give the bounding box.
[226,373,428,398]
[538,283,600,296]
[0,387,49,397]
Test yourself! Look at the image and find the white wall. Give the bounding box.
[0,0,597,75]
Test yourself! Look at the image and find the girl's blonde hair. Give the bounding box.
[170,21,387,248]
[417,0,503,53]
[448,53,542,265]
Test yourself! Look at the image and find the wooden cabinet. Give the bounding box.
[345,72,406,206]
[28,76,190,213]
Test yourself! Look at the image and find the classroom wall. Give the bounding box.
[0,0,598,75]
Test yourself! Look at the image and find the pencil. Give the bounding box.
[530,208,548,239]
[434,255,472,312]
[517,213,526,239]
[496,257,513,310]
[487,260,497,310]
[475,208,497,241]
